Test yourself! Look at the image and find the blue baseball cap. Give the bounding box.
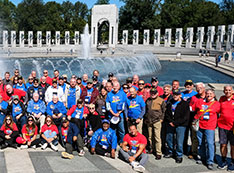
[102,119,110,124]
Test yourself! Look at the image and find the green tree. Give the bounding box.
[95,0,110,5]
[220,0,234,24]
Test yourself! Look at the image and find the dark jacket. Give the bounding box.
[80,87,99,104]
[145,96,166,125]
[160,94,173,105]
[27,85,45,102]
[64,122,79,144]
[87,111,102,132]
[165,99,190,127]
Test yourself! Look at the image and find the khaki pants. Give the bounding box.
[148,121,162,155]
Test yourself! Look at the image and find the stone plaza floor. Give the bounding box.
[0,137,231,173]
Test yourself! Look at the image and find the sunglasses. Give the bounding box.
[46,120,52,122]
[139,83,145,85]
[43,72,48,74]
[28,119,33,122]
[89,107,95,110]
[6,118,11,121]
[29,78,33,80]
[87,82,92,84]
[123,87,128,89]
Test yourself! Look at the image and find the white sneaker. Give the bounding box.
[20,145,28,149]
[130,161,139,167]
[78,150,85,157]
[41,143,48,150]
[133,164,145,172]
[50,143,58,152]
[31,145,36,149]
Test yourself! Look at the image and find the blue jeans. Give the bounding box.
[13,115,27,130]
[110,116,125,144]
[166,124,186,158]
[197,128,215,164]
[0,114,5,128]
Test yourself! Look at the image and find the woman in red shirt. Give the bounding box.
[20,116,41,149]
[0,115,19,149]
[194,89,220,170]
[40,116,59,151]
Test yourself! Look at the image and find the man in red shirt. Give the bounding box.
[2,84,26,103]
[151,77,163,96]
[119,124,148,172]
[217,85,234,171]
[40,70,52,85]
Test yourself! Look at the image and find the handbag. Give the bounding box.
[192,101,215,132]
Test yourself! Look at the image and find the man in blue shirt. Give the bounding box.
[90,119,117,158]
[65,78,81,109]
[106,82,127,144]
[47,95,67,128]
[0,95,8,128]
[125,87,145,134]
[181,80,197,104]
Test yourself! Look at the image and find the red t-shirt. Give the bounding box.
[0,123,18,135]
[67,105,89,116]
[61,126,68,142]
[123,132,147,154]
[156,86,164,97]
[218,95,234,130]
[194,100,220,130]
[41,124,58,134]
[22,124,38,141]
[40,76,52,85]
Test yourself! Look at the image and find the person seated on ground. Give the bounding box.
[61,117,85,159]
[40,116,59,151]
[46,95,67,128]
[7,95,27,131]
[27,92,46,130]
[0,115,19,149]
[90,119,117,158]
[18,116,41,149]
[0,95,8,128]
[119,124,148,172]
[86,104,102,138]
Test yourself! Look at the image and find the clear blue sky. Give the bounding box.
[10,0,222,9]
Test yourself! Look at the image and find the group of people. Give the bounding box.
[0,68,233,172]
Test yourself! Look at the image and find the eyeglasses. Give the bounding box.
[29,78,33,80]
[89,107,95,110]
[139,83,145,85]
[15,72,19,74]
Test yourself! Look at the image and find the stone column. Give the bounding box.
[65,31,70,45]
[164,28,171,47]
[154,29,160,46]
[226,24,234,51]
[37,31,42,47]
[196,27,204,49]
[55,31,60,45]
[133,30,139,45]
[28,31,33,47]
[143,29,150,45]
[11,31,16,47]
[185,27,193,48]
[3,31,8,48]
[19,31,25,48]
[74,31,79,45]
[206,26,215,49]
[122,30,128,45]
[175,28,183,47]
[46,31,51,46]
[216,25,225,50]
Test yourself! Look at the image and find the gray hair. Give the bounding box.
[163,84,172,90]
[196,82,205,88]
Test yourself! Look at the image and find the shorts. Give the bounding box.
[219,128,234,145]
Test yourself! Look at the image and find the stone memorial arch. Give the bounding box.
[91,4,118,48]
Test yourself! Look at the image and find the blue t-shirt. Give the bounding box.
[82,81,87,87]
[14,84,27,92]
[26,82,33,89]
[106,90,127,118]
[171,100,181,114]
[0,101,8,116]
[85,88,93,104]
[181,90,197,103]
[12,103,22,117]
[127,95,145,119]
[67,87,76,109]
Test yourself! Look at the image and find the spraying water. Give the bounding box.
[81,24,91,58]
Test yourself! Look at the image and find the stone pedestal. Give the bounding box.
[164,28,171,47]
[74,31,79,45]
[11,31,16,47]
[91,4,118,48]
[185,27,193,48]
[196,27,204,49]
[65,31,70,45]
[143,29,150,45]
[216,25,225,50]
[226,24,234,51]
[175,28,183,47]
[122,30,128,45]
[19,31,25,48]
[37,31,42,47]
[3,31,8,48]
[28,31,33,47]
[46,31,51,46]
[154,29,160,46]
[133,30,139,45]
[206,26,215,49]
[55,31,60,45]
